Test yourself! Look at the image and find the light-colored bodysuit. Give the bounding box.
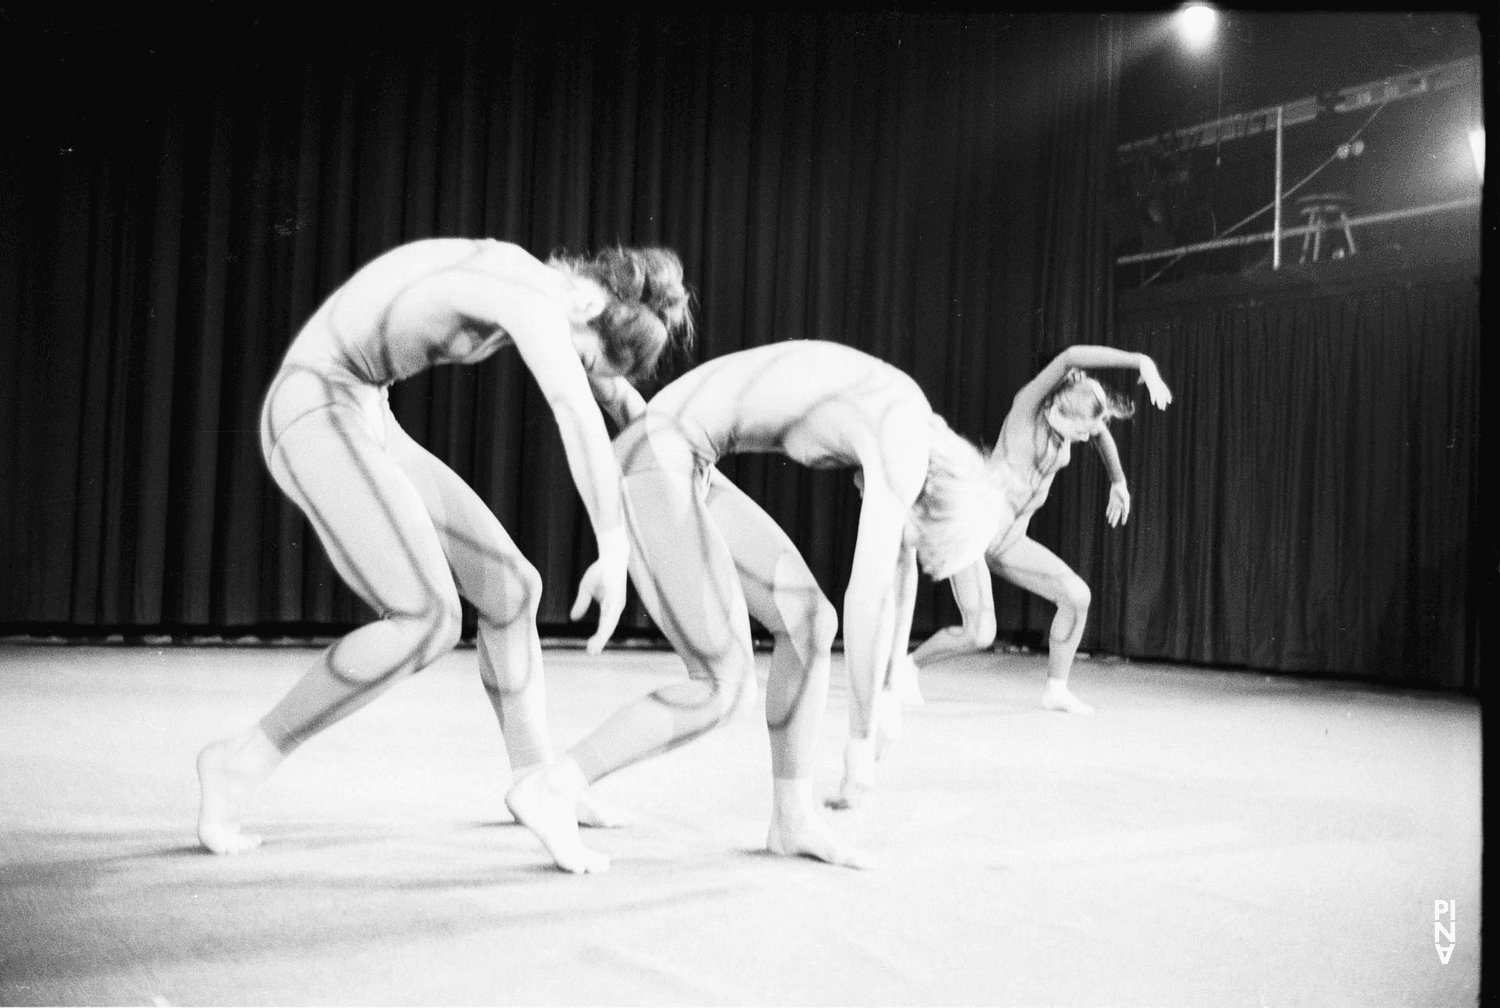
[985,418,1074,558]
[568,341,933,783]
[257,238,567,763]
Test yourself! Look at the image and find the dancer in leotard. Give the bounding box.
[898,345,1172,715]
[196,238,693,854]
[506,340,1008,872]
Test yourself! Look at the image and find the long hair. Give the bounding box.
[909,415,1006,582]
[550,246,696,381]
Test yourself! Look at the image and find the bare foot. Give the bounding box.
[515,763,633,829]
[1042,681,1095,715]
[506,762,610,873]
[889,653,925,706]
[770,780,873,868]
[576,790,633,829]
[196,738,270,855]
[825,737,875,811]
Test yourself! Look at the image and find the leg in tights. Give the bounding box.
[198,396,461,853]
[991,536,1095,714]
[505,460,754,873]
[572,464,757,776]
[703,471,869,867]
[385,420,627,827]
[908,558,998,670]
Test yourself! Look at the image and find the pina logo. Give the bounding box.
[1433,900,1457,964]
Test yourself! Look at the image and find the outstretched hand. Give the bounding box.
[1137,356,1173,410]
[571,527,630,655]
[1106,481,1131,527]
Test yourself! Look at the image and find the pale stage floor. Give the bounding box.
[0,642,1481,1007]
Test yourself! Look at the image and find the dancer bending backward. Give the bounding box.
[900,345,1172,715]
[197,238,692,854]
[507,340,1006,873]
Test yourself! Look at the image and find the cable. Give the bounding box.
[1141,100,1387,286]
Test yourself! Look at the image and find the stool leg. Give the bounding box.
[1340,212,1356,256]
[1300,217,1315,264]
[1312,213,1324,262]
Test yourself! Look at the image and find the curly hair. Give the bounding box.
[550,246,695,382]
[1046,367,1136,424]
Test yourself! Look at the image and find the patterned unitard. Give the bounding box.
[567,341,934,784]
[257,238,620,766]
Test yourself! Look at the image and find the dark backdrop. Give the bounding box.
[0,10,1480,690]
[1037,262,1480,692]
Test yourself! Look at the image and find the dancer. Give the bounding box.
[901,345,1172,714]
[196,238,693,854]
[506,340,1007,873]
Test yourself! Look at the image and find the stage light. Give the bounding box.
[1175,4,1218,53]
[1468,128,1484,182]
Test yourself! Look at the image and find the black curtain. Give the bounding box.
[3,10,1476,690]
[1028,262,1479,691]
[0,11,1118,636]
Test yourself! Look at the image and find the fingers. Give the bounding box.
[1137,359,1172,409]
[575,556,626,654]
[570,569,598,622]
[587,591,624,655]
[1107,484,1131,527]
[586,624,612,655]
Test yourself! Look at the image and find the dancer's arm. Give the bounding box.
[1011,346,1173,420]
[588,373,649,431]
[493,284,628,653]
[886,538,920,691]
[835,485,909,807]
[1093,427,1131,527]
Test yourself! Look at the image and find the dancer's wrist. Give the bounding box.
[595,525,629,562]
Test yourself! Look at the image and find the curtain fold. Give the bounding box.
[1040,265,1479,690]
[1,12,1474,688]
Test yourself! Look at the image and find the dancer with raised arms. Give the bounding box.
[900,345,1172,715]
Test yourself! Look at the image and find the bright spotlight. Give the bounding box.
[1175,4,1218,53]
[1469,128,1485,182]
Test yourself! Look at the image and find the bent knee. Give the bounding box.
[674,676,747,732]
[967,618,997,652]
[1059,577,1091,614]
[474,561,543,628]
[790,597,839,657]
[812,598,839,650]
[701,651,757,725]
[394,597,462,667]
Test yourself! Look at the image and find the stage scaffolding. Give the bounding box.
[1114,55,1483,285]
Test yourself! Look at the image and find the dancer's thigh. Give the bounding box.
[949,558,996,625]
[622,467,751,679]
[385,420,534,624]
[265,404,456,619]
[703,470,826,639]
[990,536,1076,602]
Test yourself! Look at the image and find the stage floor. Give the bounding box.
[0,642,1481,1006]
